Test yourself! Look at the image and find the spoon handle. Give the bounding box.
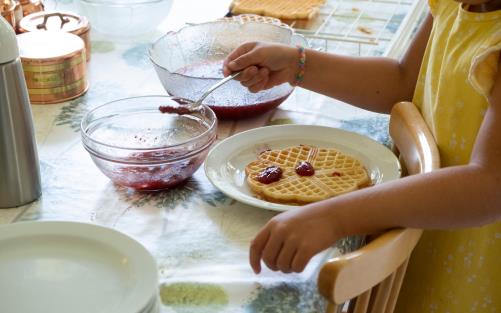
[194,71,242,106]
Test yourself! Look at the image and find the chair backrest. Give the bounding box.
[318,102,440,313]
[389,102,440,176]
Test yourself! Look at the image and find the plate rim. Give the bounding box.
[204,124,401,212]
[0,221,158,313]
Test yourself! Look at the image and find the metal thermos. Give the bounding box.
[0,16,41,208]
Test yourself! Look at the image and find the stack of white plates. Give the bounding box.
[0,221,159,313]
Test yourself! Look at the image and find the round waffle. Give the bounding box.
[245,145,370,204]
[220,14,288,27]
[230,0,326,20]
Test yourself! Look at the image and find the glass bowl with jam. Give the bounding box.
[149,20,308,119]
[81,95,217,191]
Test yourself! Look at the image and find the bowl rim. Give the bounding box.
[83,133,216,165]
[80,95,217,151]
[148,20,307,80]
[80,0,168,5]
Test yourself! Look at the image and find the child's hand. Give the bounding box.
[223,42,298,93]
[249,204,341,273]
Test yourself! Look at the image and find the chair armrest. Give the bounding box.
[318,228,422,304]
[389,102,440,175]
[317,101,439,305]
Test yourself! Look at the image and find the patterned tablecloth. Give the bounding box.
[0,0,405,312]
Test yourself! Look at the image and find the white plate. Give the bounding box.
[140,294,160,313]
[205,125,401,211]
[0,221,158,313]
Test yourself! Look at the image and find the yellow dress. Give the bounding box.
[394,1,501,312]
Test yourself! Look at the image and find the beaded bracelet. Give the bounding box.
[293,45,306,86]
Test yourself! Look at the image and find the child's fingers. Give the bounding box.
[249,228,271,274]
[261,230,284,271]
[227,47,262,72]
[222,65,232,77]
[242,67,269,88]
[223,43,255,77]
[249,76,269,93]
[275,240,297,273]
[255,67,270,86]
[291,246,314,273]
[225,41,256,67]
[248,67,270,93]
[239,66,259,83]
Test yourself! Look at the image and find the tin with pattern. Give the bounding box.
[17,31,88,104]
[19,11,90,61]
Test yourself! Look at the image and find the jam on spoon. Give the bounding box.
[159,98,195,115]
[295,161,315,176]
[256,166,283,184]
[158,105,193,115]
[159,71,243,116]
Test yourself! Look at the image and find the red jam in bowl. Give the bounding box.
[105,150,208,191]
[172,60,291,119]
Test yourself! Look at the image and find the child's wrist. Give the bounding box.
[289,45,306,86]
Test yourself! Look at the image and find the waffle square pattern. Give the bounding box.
[230,0,326,20]
[245,145,370,204]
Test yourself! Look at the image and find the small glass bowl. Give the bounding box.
[77,0,173,37]
[81,96,217,191]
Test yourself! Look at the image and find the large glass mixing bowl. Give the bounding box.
[149,21,308,119]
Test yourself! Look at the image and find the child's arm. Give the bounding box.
[224,15,433,113]
[249,68,501,274]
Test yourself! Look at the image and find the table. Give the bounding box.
[0,1,401,312]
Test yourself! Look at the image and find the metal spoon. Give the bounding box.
[192,70,242,108]
[160,71,242,114]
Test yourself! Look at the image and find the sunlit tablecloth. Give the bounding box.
[0,0,402,312]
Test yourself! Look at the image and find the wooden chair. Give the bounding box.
[317,101,441,313]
